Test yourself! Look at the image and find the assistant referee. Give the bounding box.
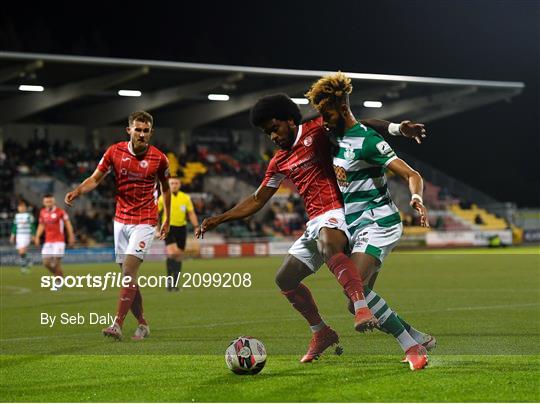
[158,177,199,291]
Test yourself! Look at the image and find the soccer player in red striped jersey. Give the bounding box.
[35,194,75,288]
[197,95,406,362]
[65,111,171,341]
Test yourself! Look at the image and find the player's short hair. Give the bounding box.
[128,110,154,127]
[17,198,27,206]
[250,94,302,127]
[305,72,352,113]
[43,193,53,198]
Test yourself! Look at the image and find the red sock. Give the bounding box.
[281,283,323,326]
[327,252,366,306]
[115,283,137,326]
[130,286,147,325]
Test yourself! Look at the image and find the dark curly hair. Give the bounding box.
[250,94,302,127]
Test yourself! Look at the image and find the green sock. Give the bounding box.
[364,286,417,352]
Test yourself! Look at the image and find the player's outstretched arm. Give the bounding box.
[361,119,427,144]
[65,168,106,207]
[387,158,430,228]
[196,185,277,238]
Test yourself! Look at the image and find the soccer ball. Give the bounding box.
[225,336,267,375]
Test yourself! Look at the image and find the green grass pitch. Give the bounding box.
[1,248,539,402]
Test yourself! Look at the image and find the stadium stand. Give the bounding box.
[0,130,528,250]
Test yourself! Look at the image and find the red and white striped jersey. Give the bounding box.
[97,141,169,226]
[261,116,343,220]
[39,207,68,243]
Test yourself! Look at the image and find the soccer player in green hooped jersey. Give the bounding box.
[9,199,36,274]
[306,72,435,370]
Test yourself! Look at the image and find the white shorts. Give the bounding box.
[16,234,32,250]
[288,208,349,272]
[350,222,403,266]
[114,221,155,263]
[42,242,66,258]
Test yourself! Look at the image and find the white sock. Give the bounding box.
[408,326,429,343]
[395,330,418,352]
[353,299,368,312]
[310,320,326,333]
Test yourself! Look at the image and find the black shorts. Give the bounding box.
[165,225,187,249]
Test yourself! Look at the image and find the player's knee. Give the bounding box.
[319,241,344,263]
[275,271,297,291]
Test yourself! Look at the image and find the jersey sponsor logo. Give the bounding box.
[376,141,392,155]
[333,165,349,187]
[122,157,130,162]
[303,136,313,147]
[121,168,128,176]
[139,160,148,168]
[344,145,355,160]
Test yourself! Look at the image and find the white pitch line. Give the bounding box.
[0,285,31,295]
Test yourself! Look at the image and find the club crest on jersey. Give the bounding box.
[327,217,339,225]
[344,145,355,160]
[139,160,149,168]
[139,241,146,249]
[51,213,57,219]
[303,136,313,147]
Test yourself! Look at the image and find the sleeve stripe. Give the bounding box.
[383,155,398,167]
[265,173,286,188]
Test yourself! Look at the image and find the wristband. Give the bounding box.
[411,194,423,204]
[388,122,402,136]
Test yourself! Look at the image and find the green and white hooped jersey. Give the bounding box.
[12,212,35,236]
[333,123,402,237]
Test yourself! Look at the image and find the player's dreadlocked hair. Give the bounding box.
[305,72,353,113]
[250,94,302,127]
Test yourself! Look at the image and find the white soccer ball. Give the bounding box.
[225,336,267,375]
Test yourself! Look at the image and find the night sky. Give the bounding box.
[1,0,539,206]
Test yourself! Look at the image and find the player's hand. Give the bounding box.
[157,220,170,240]
[196,217,221,239]
[399,120,426,144]
[9,235,15,244]
[65,189,81,207]
[193,225,201,238]
[34,237,40,247]
[410,198,430,228]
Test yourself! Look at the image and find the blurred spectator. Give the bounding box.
[474,214,485,225]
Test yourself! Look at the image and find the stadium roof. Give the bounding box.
[0,51,525,129]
